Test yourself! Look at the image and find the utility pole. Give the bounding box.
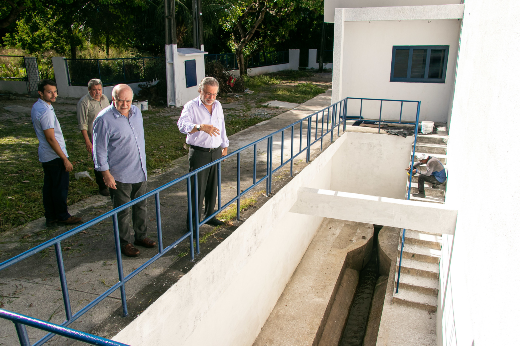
[165,0,177,106]
[192,0,204,50]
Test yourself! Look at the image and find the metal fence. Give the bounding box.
[65,57,164,87]
[0,55,28,81]
[0,96,420,345]
[248,50,289,68]
[205,53,238,70]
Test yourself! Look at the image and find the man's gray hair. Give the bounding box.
[198,77,219,93]
[112,84,133,100]
[87,79,103,90]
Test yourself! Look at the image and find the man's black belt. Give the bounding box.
[190,145,221,152]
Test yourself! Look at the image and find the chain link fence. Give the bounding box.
[65,57,164,86]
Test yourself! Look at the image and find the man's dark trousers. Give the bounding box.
[418,174,442,193]
[187,146,222,228]
[42,158,71,223]
[110,181,148,246]
[94,169,107,191]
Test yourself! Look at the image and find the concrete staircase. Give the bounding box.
[394,123,447,312]
[393,229,442,312]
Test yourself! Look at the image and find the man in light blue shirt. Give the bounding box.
[31,79,82,227]
[178,77,229,228]
[92,84,155,257]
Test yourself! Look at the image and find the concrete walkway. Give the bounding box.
[0,89,337,345]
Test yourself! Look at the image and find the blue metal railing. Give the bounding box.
[64,57,163,87]
[0,96,420,345]
[0,309,128,346]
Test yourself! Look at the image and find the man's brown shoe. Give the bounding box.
[121,244,140,257]
[57,216,82,225]
[134,237,157,248]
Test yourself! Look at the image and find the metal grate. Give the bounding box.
[24,57,40,95]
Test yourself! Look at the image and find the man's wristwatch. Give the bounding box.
[196,124,201,131]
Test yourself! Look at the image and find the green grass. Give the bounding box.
[1,70,329,234]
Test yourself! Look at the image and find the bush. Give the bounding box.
[205,60,245,94]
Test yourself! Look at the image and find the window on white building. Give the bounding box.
[390,46,449,83]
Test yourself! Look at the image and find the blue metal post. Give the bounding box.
[281,130,284,166]
[237,152,241,221]
[268,137,273,195]
[187,178,194,261]
[155,193,163,253]
[290,126,294,177]
[378,100,383,133]
[15,323,30,346]
[253,144,257,184]
[112,214,128,316]
[299,122,303,152]
[55,242,72,320]
[343,99,348,132]
[321,110,325,150]
[266,138,270,195]
[218,161,222,210]
[194,175,200,254]
[330,106,334,143]
[306,117,311,162]
[400,101,404,123]
[97,60,101,80]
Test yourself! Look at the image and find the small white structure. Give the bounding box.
[328,0,463,123]
[165,46,207,107]
[228,49,300,78]
[308,49,333,70]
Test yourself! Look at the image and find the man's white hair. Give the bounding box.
[198,77,219,93]
[87,79,102,90]
[112,84,133,100]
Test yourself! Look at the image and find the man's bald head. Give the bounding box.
[112,84,133,117]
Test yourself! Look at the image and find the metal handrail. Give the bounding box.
[0,96,420,345]
[0,309,128,346]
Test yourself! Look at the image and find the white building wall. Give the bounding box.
[332,5,463,123]
[440,1,520,345]
[324,0,461,23]
[0,81,28,94]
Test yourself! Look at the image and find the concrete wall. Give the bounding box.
[324,0,461,22]
[0,80,28,94]
[112,127,344,346]
[308,49,333,70]
[331,132,413,198]
[332,6,462,123]
[439,1,520,345]
[52,57,143,100]
[229,49,299,77]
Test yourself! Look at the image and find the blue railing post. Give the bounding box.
[306,117,312,162]
[281,130,285,166]
[253,144,257,184]
[155,193,164,253]
[378,100,383,133]
[194,175,200,254]
[111,214,128,316]
[266,138,271,195]
[290,125,294,177]
[55,242,72,321]
[237,152,241,221]
[187,178,195,261]
[15,322,30,346]
[218,161,222,210]
[268,137,273,195]
[343,99,348,132]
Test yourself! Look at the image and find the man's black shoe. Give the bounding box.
[207,218,225,226]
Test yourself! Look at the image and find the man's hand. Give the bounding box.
[102,170,117,190]
[200,124,220,137]
[85,140,93,154]
[222,147,228,156]
[63,158,73,172]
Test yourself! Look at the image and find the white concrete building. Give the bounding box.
[327,0,520,345]
[328,0,463,123]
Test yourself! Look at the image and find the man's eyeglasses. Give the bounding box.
[204,92,218,97]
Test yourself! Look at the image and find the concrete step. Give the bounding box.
[408,193,445,204]
[396,258,439,279]
[401,230,442,250]
[398,244,441,264]
[393,287,437,312]
[415,143,447,155]
[416,134,448,145]
[394,272,439,296]
[408,185,445,198]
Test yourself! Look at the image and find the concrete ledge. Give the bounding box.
[339,5,464,22]
[290,187,457,235]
